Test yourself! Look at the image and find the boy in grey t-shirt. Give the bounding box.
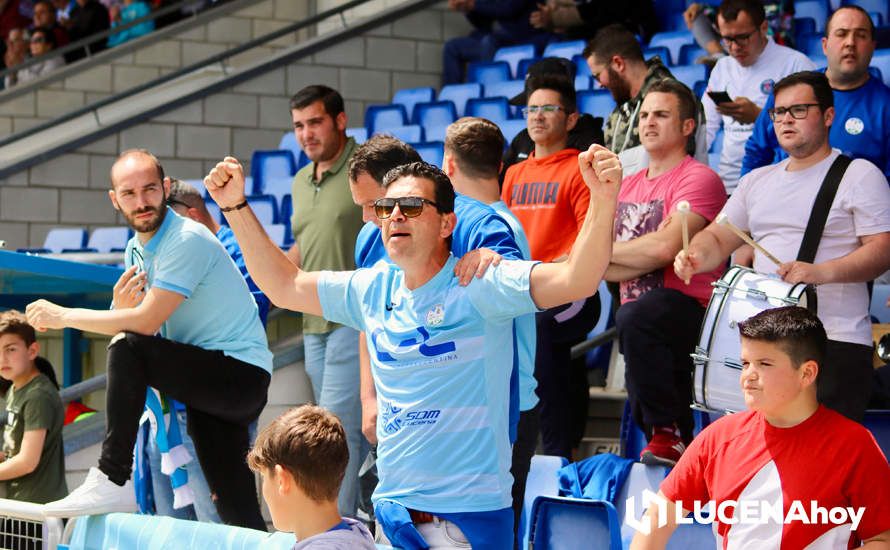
[247,406,375,549]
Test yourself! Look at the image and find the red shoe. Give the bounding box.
[640,426,686,466]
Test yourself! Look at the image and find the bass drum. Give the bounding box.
[692,266,811,414]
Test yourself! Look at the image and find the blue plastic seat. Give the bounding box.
[528,496,622,550]
[392,87,435,120]
[423,123,449,143]
[264,223,288,247]
[19,227,87,253]
[499,118,527,143]
[410,141,445,168]
[280,193,293,240]
[542,39,586,60]
[693,79,707,98]
[277,132,301,172]
[379,124,424,143]
[575,75,592,91]
[793,16,817,38]
[261,176,293,206]
[643,46,672,65]
[844,0,888,23]
[797,31,825,57]
[364,104,409,135]
[413,100,458,130]
[346,126,368,143]
[467,60,512,85]
[670,64,707,89]
[648,30,695,65]
[204,199,221,224]
[87,227,131,253]
[577,90,616,118]
[250,150,296,195]
[484,79,525,101]
[517,57,542,79]
[182,178,209,197]
[678,43,708,65]
[466,97,511,123]
[573,54,592,78]
[795,0,830,32]
[494,43,536,78]
[872,48,890,86]
[519,455,568,548]
[248,195,278,226]
[438,83,482,117]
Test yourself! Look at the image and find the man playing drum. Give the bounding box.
[675,71,890,422]
[605,79,727,466]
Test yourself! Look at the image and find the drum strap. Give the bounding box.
[796,154,853,311]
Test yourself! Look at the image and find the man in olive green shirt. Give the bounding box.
[285,85,365,517]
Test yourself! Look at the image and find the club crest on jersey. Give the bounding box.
[844,117,864,135]
[760,79,774,95]
[427,304,445,326]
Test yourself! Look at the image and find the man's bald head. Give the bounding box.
[110,149,165,189]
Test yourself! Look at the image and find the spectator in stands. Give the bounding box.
[5,25,62,86]
[2,26,27,76]
[501,74,599,460]
[50,0,72,25]
[284,84,365,519]
[27,149,271,531]
[441,0,548,85]
[0,0,30,44]
[529,0,657,41]
[502,57,604,175]
[676,71,890,422]
[247,405,376,549]
[606,79,727,466]
[702,0,813,193]
[106,0,151,47]
[584,24,708,177]
[31,0,67,47]
[64,0,109,63]
[0,311,67,505]
[442,117,538,534]
[631,307,890,549]
[204,148,619,547]
[743,6,890,180]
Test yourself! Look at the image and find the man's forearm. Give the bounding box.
[817,235,890,284]
[60,306,156,336]
[605,262,654,282]
[611,235,677,272]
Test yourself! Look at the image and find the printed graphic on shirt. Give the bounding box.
[844,117,864,135]
[760,79,775,95]
[508,181,560,207]
[615,200,665,301]
[370,326,457,365]
[380,401,441,435]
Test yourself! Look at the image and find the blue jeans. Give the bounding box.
[147,409,258,523]
[304,326,366,517]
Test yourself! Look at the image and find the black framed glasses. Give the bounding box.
[374,196,440,219]
[768,103,820,121]
[720,30,757,46]
[521,105,565,117]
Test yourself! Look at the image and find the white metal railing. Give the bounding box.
[0,498,62,549]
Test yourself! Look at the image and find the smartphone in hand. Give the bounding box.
[707,90,733,104]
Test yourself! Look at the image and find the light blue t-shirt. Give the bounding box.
[123,208,272,373]
[318,255,540,513]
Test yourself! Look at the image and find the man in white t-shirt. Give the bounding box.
[676,71,890,421]
[703,0,813,192]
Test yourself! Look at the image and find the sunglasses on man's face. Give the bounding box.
[374,196,440,219]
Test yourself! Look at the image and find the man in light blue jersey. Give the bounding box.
[26,150,272,530]
[204,150,620,548]
[742,6,890,179]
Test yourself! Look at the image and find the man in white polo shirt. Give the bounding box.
[703,0,813,193]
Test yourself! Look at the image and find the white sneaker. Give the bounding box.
[43,467,137,517]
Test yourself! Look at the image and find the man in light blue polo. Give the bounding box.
[26,149,272,530]
[203,152,620,547]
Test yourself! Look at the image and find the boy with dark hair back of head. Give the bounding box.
[248,405,375,549]
[0,311,67,504]
[631,307,890,549]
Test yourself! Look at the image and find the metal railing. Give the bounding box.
[0,498,63,550]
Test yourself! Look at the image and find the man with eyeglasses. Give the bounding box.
[703,0,813,193]
[25,150,272,529]
[743,6,890,180]
[204,150,621,548]
[501,73,600,461]
[676,71,890,422]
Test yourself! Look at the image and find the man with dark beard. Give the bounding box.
[25,149,272,530]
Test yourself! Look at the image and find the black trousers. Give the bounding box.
[821,339,873,422]
[100,332,270,530]
[616,288,704,441]
[510,404,540,540]
[534,296,600,459]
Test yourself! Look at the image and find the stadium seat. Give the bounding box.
[578,90,616,118]
[693,79,707,98]
[466,97,511,123]
[346,126,368,143]
[797,31,825,57]
[248,195,278,226]
[439,83,483,117]
[411,141,445,168]
[423,123,449,143]
[280,194,293,238]
[86,227,130,253]
[499,118,527,143]
[709,127,724,170]
[183,178,209,197]
[793,16,817,39]
[795,0,830,32]
[484,79,525,101]
[261,177,293,206]
[264,223,288,247]
[573,54,592,78]
[250,150,296,194]
[413,100,457,130]
[278,131,300,169]
[670,64,707,89]
[528,497,622,550]
[678,43,708,65]
[364,104,409,135]
[18,227,87,253]
[518,57,542,78]
[391,87,435,120]
[378,124,424,143]
[666,11,688,31]
[643,46,672,65]
[614,463,669,546]
[519,455,568,549]
[648,30,695,66]
[575,75,592,91]
[467,60,512,85]
[494,43,537,78]
[872,48,890,86]
[811,53,828,69]
[871,284,890,322]
[205,199,221,224]
[542,39,586,60]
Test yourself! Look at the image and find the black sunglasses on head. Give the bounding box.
[374,196,440,219]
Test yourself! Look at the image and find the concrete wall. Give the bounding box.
[0,1,471,250]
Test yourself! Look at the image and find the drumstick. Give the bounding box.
[677,201,691,284]
[715,213,782,266]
